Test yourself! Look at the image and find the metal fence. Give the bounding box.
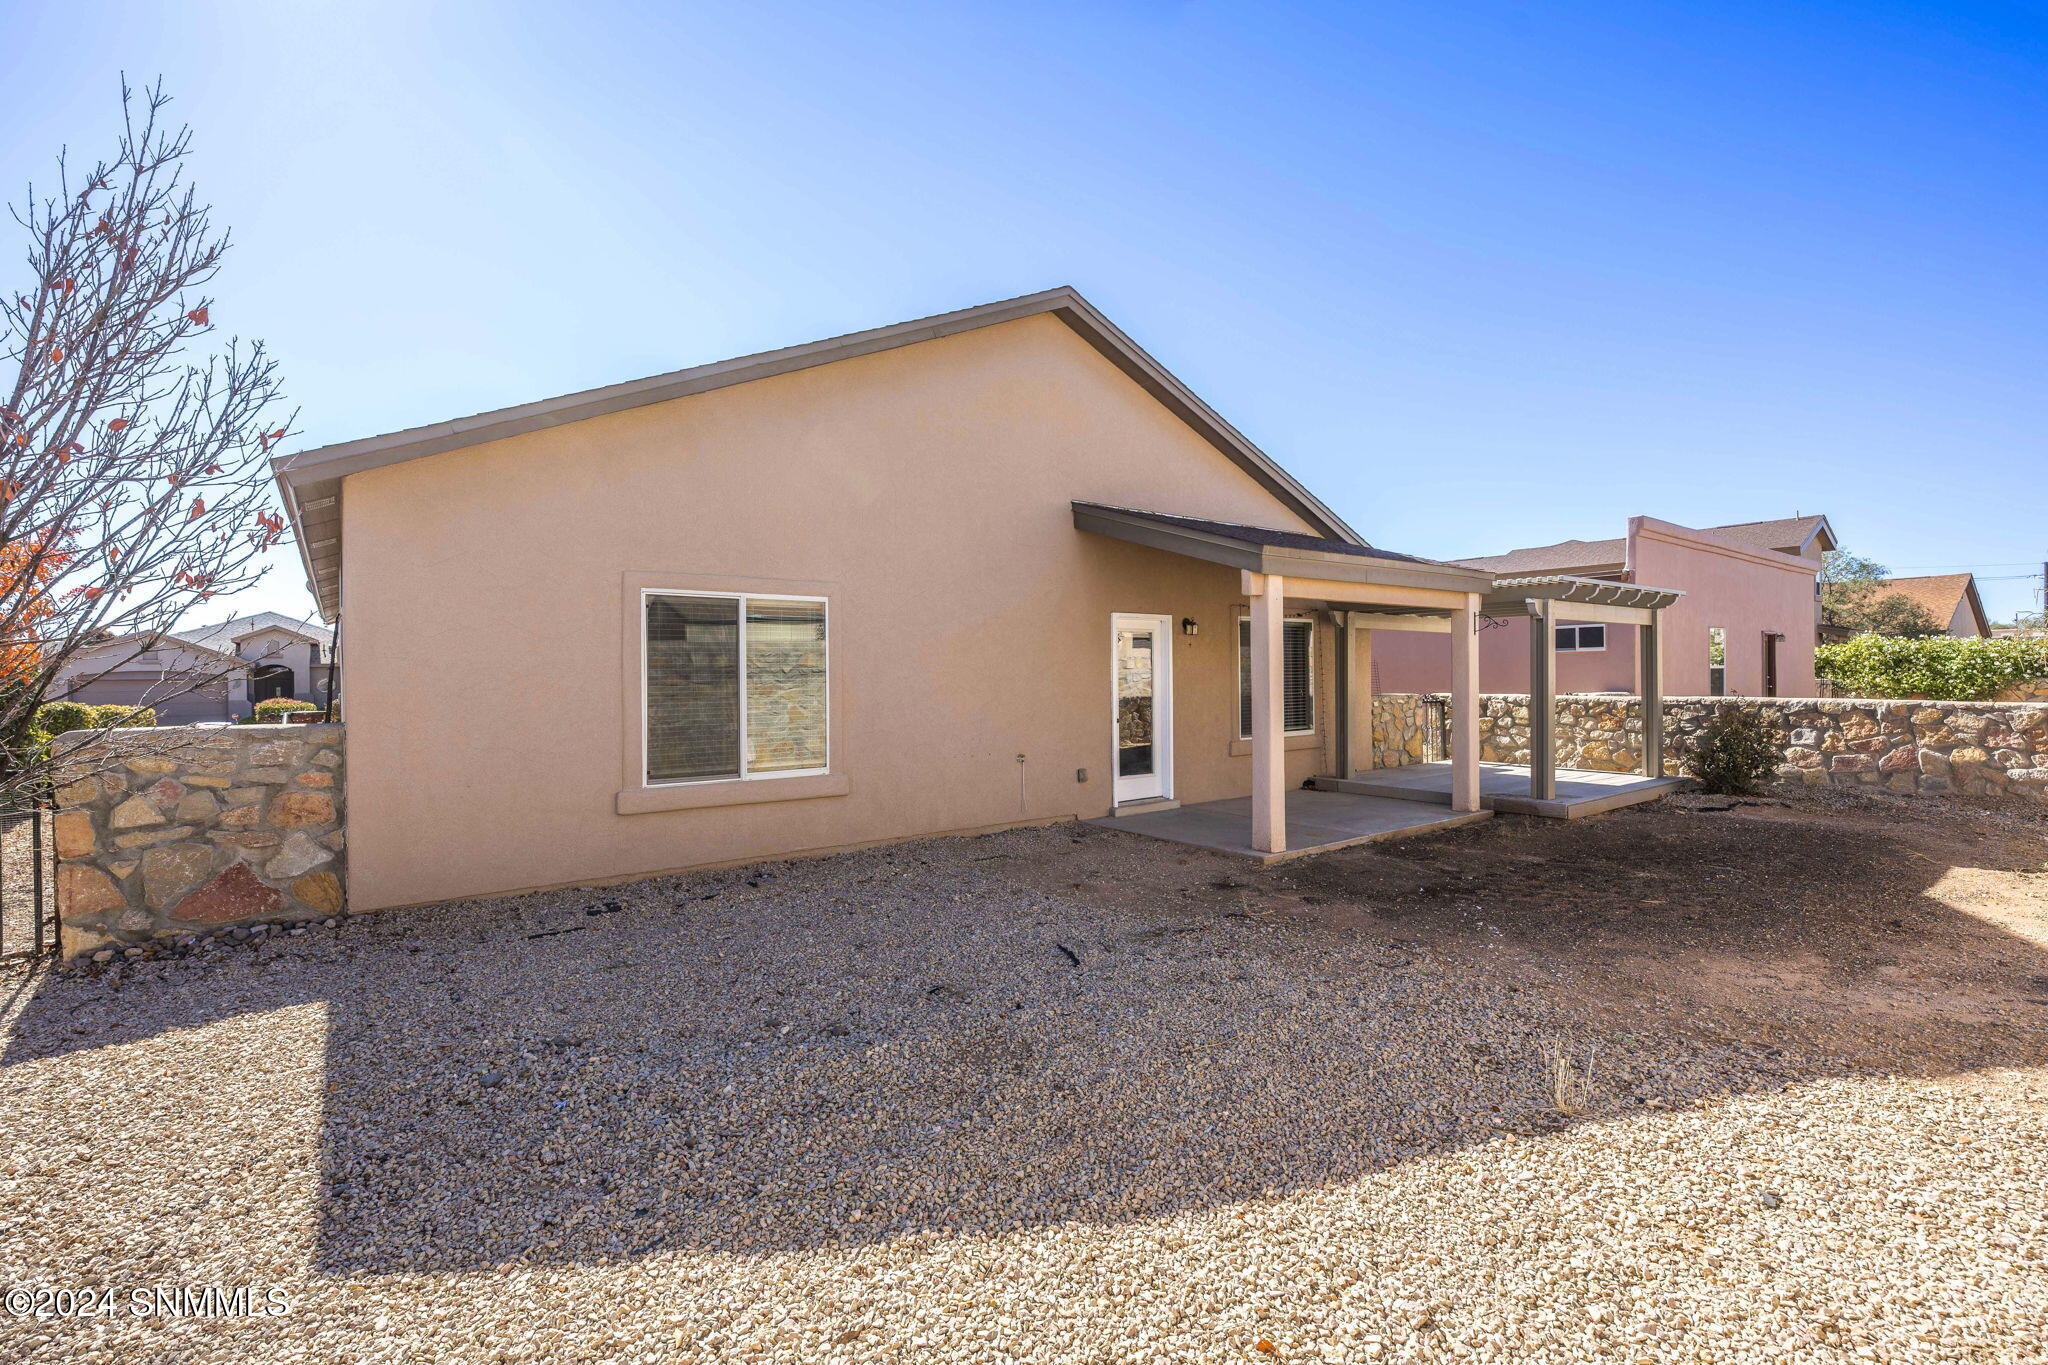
[1421,697,1450,762]
[1,787,58,963]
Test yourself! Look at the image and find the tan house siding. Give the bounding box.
[341,313,1333,910]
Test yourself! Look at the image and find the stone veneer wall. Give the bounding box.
[53,724,345,958]
[1372,692,2048,801]
[1371,692,1441,769]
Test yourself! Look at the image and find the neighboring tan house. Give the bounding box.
[1375,515,1832,698]
[1868,573,1990,638]
[275,288,1586,912]
[54,611,336,724]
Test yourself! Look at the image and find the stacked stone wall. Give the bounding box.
[1370,693,2048,801]
[52,724,345,958]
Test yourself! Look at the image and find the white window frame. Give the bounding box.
[1554,624,1607,653]
[641,588,830,788]
[1236,613,1317,740]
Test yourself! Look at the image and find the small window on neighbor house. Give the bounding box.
[1238,617,1315,738]
[644,592,827,785]
[1708,627,1727,696]
[1554,624,1607,652]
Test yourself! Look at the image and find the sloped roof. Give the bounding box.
[178,611,333,653]
[1704,515,1836,555]
[1873,574,1989,635]
[1455,512,1836,575]
[1072,504,1492,595]
[1082,505,1447,566]
[274,287,1366,621]
[1454,538,1626,575]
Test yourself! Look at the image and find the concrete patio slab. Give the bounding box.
[1314,760,1684,820]
[1086,787,1492,863]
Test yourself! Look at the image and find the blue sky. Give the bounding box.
[5,0,2044,624]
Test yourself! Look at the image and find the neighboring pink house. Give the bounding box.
[1375,515,1832,698]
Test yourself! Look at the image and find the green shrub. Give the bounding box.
[32,700,98,735]
[91,705,155,728]
[1815,634,2048,701]
[1684,707,1782,796]
[252,697,319,721]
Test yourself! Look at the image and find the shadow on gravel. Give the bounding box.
[3,801,2045,1273]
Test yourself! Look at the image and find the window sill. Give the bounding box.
[616,772,851,815]
[1227,732,1321,757]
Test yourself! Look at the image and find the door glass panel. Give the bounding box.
[1116,628,1155,778]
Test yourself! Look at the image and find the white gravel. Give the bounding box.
[1,822,2044,1363]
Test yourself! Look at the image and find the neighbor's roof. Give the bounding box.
[1453,513,1837,576]
[1873,573,1989,635]
[178,611,334,653]
[1703,515,1837,555]
[273,287,1366,621]
[1454,537,1627,576]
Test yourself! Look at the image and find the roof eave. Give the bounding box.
[272,287,1367,621]
[1073,503,1493,595]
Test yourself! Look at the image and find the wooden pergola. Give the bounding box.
[1477,575,1685,798]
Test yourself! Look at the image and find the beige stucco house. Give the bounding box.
[275,289,1678,912]
[53,611,336,724]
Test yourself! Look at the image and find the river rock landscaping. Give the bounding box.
[1,788,2044,1363]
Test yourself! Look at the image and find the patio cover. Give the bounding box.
[1481,574,1685,795]
[1076,507,1688,840]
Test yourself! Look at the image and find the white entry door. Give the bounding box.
[1111,613,1174,804]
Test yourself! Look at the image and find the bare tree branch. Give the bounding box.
[0,79,295,804]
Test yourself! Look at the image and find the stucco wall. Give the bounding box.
[1373,519,1821,700]
[1630,519,1818,698]
[340,313,1341,910]
[1369,616,1640,696]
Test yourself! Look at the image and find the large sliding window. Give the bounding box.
[644,591,827,785]
[1237,616,1315,739]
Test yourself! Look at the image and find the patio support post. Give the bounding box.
[1450,593,1481,813]
[1249,573,1287,853]
[1528,601,1556,800]
[1348,618,1374,777]
[1641,612,1664,778]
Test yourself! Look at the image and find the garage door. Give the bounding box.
[61,676,233,726]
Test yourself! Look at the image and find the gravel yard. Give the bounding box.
[2,788,2045,1363]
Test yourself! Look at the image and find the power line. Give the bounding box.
[1885,561,2041,571]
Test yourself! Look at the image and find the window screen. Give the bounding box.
[646,595,742,782]
[645,592,829,785]
[1238,617,1315,738]
[744,598,827,774]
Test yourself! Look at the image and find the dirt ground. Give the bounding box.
[1012,786,2048,1092]
[1,784,2043,1363]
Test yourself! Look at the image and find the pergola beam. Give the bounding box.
[1641,615,1664,779]
[1248,573,1287,854]
[1339,612,1452,633]
[1528,602,1556,801]
[1531,601,1656,627]
[1347,619,1374,777]
[1450,594,1481,812]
